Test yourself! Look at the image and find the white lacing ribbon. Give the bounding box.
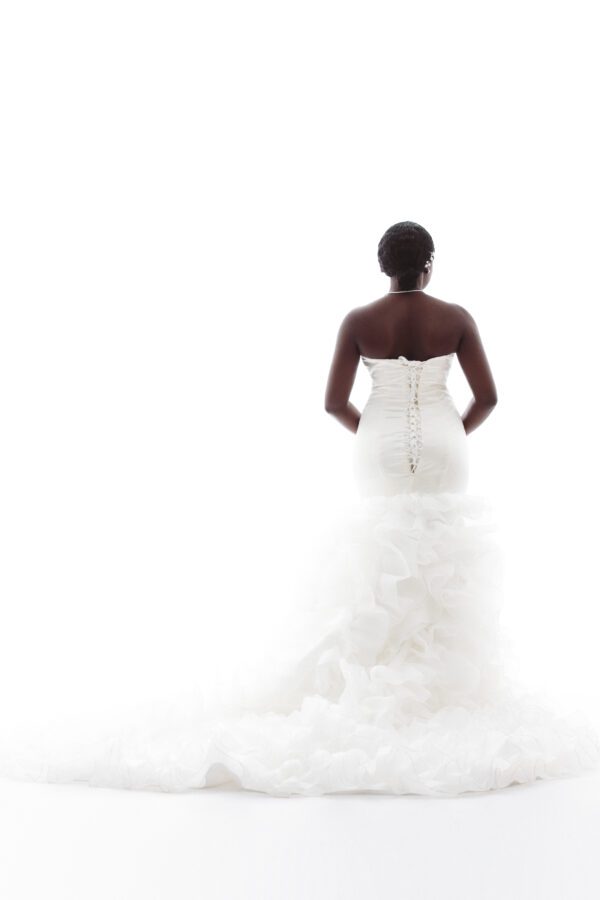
[404,362,423,474]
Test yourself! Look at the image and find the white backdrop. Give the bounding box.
[0,0,598,736]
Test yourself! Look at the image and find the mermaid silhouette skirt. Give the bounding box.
[0,353,598,796]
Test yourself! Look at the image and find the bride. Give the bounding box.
[1,220,598,797]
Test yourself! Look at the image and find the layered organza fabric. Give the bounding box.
[0,354,598,796]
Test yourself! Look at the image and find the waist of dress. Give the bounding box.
[365,386,453,406]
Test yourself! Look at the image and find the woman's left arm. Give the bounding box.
[324,311,362,433]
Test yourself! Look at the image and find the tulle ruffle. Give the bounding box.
[0,492,598,797]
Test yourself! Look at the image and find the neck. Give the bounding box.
[390,274,427,292]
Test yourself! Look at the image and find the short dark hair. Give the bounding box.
[377,221,435,289]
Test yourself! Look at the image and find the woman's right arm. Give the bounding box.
[455,307,498,435]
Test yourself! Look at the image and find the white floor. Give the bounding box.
[1,771,599,900]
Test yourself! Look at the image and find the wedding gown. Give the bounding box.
[0,351,599,797]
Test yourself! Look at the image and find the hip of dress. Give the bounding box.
[353,394,469,497]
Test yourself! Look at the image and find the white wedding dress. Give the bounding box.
[1,352,599,797]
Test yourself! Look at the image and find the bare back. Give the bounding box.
[324,292,498,435]
[356,293,465,361]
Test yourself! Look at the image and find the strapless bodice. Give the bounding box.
[354,352,466,496]
[360,352,455,403]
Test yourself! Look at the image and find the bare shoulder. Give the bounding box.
[335,300,374,333]
[347,299,380,318]
[448,302,477,328]
[416,296,478,337]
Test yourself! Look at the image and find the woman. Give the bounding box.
[1,222,598,797]
[325,222,498,434]
[325,221,497,496]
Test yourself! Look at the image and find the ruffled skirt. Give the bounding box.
[1,492,598,796]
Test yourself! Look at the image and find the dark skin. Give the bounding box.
[324,264,498,435]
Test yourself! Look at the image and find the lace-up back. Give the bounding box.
[354,352,467,496]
